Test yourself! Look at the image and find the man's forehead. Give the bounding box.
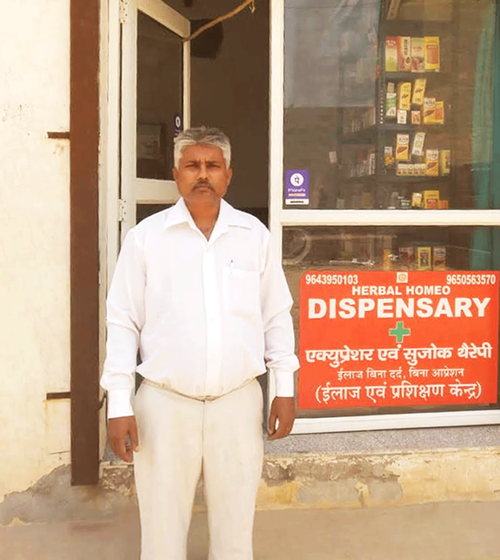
[181,145,224,160]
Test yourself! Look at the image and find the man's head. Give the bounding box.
[174,126,231,169]
[173,126,233,208]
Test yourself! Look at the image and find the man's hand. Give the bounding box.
[108,416,139,462]
[267,397,295,440]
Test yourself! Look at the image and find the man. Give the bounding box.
[101,126,299,560]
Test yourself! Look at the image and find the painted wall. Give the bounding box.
[0,0,71,500]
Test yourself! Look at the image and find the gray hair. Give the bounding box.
[173,126,231,169]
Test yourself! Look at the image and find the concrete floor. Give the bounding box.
[2,502,500,560]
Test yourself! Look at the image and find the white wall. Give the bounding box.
[0,0,71,500]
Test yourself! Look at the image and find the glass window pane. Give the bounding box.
[283,225,500,417]
[283,0,500,210]
[137,12,183,180]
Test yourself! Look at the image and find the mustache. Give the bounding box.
[193,180,214,189]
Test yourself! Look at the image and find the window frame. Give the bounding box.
[269,0,500,433]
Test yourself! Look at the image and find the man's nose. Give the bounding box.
[198,163,209,179]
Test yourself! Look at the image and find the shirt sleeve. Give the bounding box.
[259,231,299,397]
[100,229,146,418]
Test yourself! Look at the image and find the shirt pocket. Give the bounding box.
[223,266,260,317]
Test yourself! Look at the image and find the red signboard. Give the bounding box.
[298,271,499,409]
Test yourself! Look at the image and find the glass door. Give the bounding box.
[120,0,190,238]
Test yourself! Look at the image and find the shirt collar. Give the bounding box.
[164,197,253,232]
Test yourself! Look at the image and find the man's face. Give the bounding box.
[173,145,232,207]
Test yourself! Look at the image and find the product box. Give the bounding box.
[411,110,422,125]
[434,101,445,124]
[397,36,412,72]
[411,192,423,207]
[385,146,395,167]
[412,78,427,106]
[424,36,440,72]
[423,97,436,124]
[440,149,451,175]
[415,163,426,176]
[399,246,415,269]
[438,199,449,209]
[425,149,439,176]
[386,93,397,118]
[416,247,432,270]
[387,81,396,94]
[383,249,392,269]
[411,131,426,157]
[396,162,409,176]
[411,37,425,72]
[396,133,410,161]
[368,152,376,175]
[397,109,408,124]
[385,37,398,72]
[397,82,412,110]
[433,246,447,270]
[423,189,440,208]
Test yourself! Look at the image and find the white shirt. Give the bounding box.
[101,198,299,418]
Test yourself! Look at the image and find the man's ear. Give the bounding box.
[172,167,178,181]
[226,168,233,186]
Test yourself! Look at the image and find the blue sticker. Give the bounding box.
[285,170,309,205]
[174,114,183,136]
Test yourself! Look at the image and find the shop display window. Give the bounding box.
[283,226,500,419]
[283,0,500,211]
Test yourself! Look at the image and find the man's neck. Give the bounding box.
[185,198,221,240]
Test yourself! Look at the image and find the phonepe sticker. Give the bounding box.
[285,170,309,205]
[174,114,183,136]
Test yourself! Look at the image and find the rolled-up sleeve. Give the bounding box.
[101,229,146,418]
[259,232,299,397]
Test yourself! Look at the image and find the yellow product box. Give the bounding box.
[416,247,432,270]
[397,109,407,124]
[424,36,440,72]
[385,37,398,72]
[411,38,425,72]
[411,131,426,157]
[433,246,447,270]
[440,149,451,175]
[412,78,426,106]
[425,150,439,176]
[397,36,412,72]
[423,97,436,124]
[396,133,410,161]
[384,146,395,167]
[411,110,422,125]
[398,82,412,110]
[411,192,423,208]
[423,189,440,208]
[434,101,445,124]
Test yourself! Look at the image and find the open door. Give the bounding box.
[120,0,190,239]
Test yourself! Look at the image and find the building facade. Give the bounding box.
[2,0,500,516]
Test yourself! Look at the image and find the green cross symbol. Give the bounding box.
[389,321,411,343]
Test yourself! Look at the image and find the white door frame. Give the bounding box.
[121,0,191,240]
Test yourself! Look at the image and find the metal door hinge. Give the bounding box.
[119,0,129,24]
[119,199,127,222]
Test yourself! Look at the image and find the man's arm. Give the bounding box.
[101,229,146,457]
[259,231,300,440]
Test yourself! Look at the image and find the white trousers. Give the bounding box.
[133,378,264,560]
